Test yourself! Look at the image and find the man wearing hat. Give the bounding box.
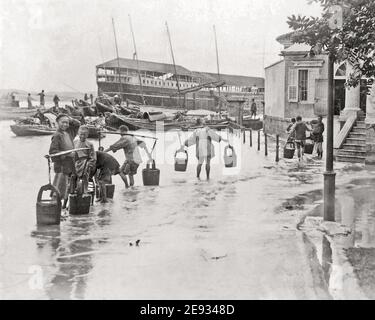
[49,114,81,207]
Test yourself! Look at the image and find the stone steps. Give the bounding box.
[336,154,366,163]
[342,143,367,151]
[352,126,366,133]
[336,115,367,164]
[348,132,366,138]
[356,121,366,126]
[345,137,366,144]
[337,149,366,157]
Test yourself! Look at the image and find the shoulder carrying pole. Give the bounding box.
[47,157,52,185]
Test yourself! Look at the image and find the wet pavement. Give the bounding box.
[1,119,375,299]
[288,175,375,299]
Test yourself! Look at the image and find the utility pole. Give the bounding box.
[323,5,343,221]
[324,53,335,221]
[213,25,221,113]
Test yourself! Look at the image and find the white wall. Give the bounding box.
[265,60,285,118]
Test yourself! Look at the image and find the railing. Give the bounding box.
[333,114,357,149]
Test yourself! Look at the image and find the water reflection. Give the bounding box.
[31,217,97,299]
[31,225,61,251]
[322,235,332,285]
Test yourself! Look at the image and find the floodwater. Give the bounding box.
[0,119,373,299]
[285,173,375,299]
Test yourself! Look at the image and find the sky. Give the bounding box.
[0,0,322,92]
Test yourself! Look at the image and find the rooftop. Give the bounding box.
[281,43,311,55]
[97,58,194,77]
[193,71,264,87]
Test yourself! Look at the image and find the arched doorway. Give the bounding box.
[334,62,367,115]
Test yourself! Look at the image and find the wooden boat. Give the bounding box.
[105,113,192,131]
[96,101,115,114]
[105,113,233,132]
[0,106,37,120]
[242,117,263,130]
[10,124,55,136]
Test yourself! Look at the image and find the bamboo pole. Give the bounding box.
[166,22,182,108]
[129,14,146,105]
[276,134,279,162]
[111,18,123,97]
[213,25,221,113]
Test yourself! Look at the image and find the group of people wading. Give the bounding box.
[48,114,229,209]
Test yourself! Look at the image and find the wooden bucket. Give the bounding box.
[69,194,91,215]
[283,142,295,159]
[36,184,61,225]
[224,145,237,168]
[142,160,160,186]
[105,184,115,198]
[304,139,314,154]
[174,150,188,172]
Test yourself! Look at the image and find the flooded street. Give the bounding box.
[1,119,374,299]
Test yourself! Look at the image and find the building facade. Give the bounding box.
[265,32,375,163]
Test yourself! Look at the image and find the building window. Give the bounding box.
[298,70,308,101]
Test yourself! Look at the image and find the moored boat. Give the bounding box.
[242,117,263,130]
[0,106,37,120]
[105,113,192,131]
[10,124,55,136]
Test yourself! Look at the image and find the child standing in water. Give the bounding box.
[73,125,96,194]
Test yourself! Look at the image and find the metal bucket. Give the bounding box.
[174,150,188,172]
[142,160,160,186]
[36,184,61,225]
[68,194,91,215]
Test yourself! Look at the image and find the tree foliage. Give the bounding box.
[287,0,375,88]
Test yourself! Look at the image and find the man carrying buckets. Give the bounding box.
[179,118,227,180]
[104,125,152,188]
[289,116,312,161]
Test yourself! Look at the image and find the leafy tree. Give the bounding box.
[287,0,375,89]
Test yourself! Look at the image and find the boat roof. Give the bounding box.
[186,109,216,116]
[97,58,194,77]
[192,71,264,88]
[43,112,57,126]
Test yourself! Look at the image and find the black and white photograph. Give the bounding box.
[1,0,375,304]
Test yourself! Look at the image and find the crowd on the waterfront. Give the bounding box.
[27,89,94,109]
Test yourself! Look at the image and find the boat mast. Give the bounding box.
[165,21,182,108]
[111,17,123,98]
[213,25,221,113]
[98,34,107,86]
[129,14,146,105]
